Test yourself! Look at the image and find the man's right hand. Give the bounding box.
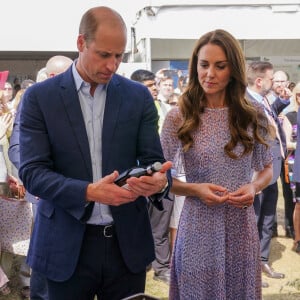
[86,171,139,206]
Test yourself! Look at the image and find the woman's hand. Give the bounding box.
[193,183,228,206]
[227,183,256,209]
[7,175,26,199]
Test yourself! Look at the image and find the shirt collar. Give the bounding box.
[247,87,264,104]
[72,59,106,93]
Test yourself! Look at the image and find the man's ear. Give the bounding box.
[255,77,262,88]
[77,34,86,52]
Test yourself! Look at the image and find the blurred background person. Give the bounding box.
[130,68,173,284]
[268,70,290,103]
[288,81,296,92]
[8,55,73,300]
[130,69,158,100]
[0,101,13,196]
[157,74,174,104]
[266,70,293,237]
[12,78,21,100]
[0,82,14,114]
[247,61,289,282]
[0,87,30,299]
[11,79,35,116]
[174,71,188,95]
[36,67,48,83]
[293,103,300,253]
[282,82,300,253]
[280,82,300,240]
[155,71,176,128]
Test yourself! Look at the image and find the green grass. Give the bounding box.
[145,269,169,300]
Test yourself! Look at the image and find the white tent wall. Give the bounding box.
[128,1,300,82]
[1,1,300,81]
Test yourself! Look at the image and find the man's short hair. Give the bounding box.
[130,69,155,83]
[246,61,273,86]
[21,79,35,90]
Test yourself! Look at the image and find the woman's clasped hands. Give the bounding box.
[196,182,256,209]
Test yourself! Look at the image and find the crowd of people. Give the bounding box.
[0,5,299,300]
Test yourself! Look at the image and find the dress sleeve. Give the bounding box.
[160,108,184,177]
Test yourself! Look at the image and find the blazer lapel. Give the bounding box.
[60,70,93,179]
[102,77,122,174]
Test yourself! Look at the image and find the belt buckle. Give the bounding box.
[103,225,113,238]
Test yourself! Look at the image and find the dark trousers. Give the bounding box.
[30,203,49,300]
[280,161,295,231]
[47,225,146,300]
[254,182,278,262]
[148,197,173,275]
[30,270,48,300]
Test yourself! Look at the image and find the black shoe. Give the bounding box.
[272,222,278,237]
[153,270,170,284]
[285,227,295,239]
[262,263,285,279]
[272,229,278,238]
[262,281,269,288]
[146,264,152,272]
[293,240,300,254]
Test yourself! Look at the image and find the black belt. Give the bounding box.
[85,224,115,238]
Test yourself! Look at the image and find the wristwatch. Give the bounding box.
[158,181,169,194]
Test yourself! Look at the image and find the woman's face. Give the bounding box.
[1,82,13,103]
[197,43,231,96]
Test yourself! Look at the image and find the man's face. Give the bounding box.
[159,78,174,99]
[1,82,13,103]
[143,79,158,100]
[272,71,288,96]
[261,69,274,96]
[76,23,127,85]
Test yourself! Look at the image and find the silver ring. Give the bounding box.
[242,205,248,209]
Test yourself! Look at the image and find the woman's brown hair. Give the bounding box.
[178,29,270,159]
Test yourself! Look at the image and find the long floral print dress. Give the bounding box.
[160,106,273,300]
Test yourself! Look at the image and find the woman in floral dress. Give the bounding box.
[160,29,273,299]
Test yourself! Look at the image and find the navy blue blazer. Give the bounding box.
[246,90,289,184]
[268,96,289,183]
[19,67,169,281]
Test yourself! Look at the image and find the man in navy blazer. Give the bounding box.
[246,61,290,286]
[19,6,171,300]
